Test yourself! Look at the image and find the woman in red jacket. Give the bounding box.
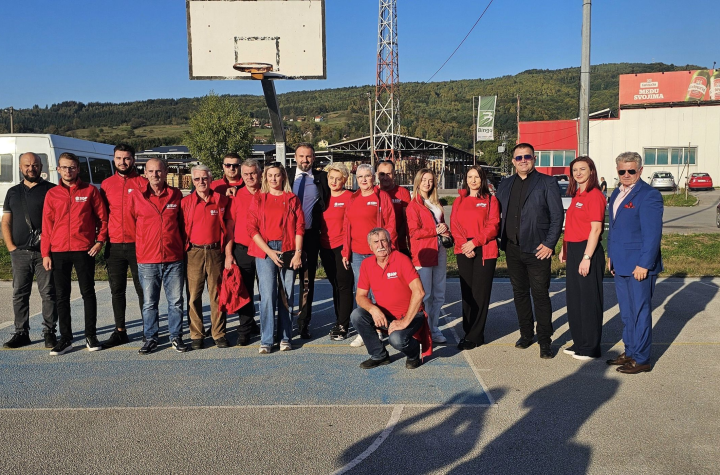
[450,165,500,350]
[407,168,450,344]
[247,163,305,354]
[341,163,396,347]
[319,163,354,341]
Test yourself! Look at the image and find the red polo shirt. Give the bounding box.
[231,186,257,247]
[189,196,222,245]
[357,251,420,319]
[564,187,606,242]
[321,190,351,249]
[348,193,381,255]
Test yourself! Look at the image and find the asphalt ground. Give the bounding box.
[1,275,718,474]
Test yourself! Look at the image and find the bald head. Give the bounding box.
[19,152,43,183]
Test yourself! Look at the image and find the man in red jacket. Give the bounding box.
[182,164,235,350]
[130,158,188,355]
[377,160,411,256]
[42,152,108,355]
[210,152,244,197]
[100,144,147,348]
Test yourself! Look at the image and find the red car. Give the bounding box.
[688,173,713,191]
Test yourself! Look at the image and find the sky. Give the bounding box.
[1,0,716,109]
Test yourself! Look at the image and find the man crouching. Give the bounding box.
[350,227,431,369]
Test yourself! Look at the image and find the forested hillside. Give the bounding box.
[0,62,702,163]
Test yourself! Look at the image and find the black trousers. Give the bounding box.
[319,245,354,328]
[566,241,604,357]
[10,249,57,335]
[456,249,496,345]
[505,241,554,344]
[105,242,143,330]
[52,251,97,340]
[233,244,259,336]
[297,228,321,330]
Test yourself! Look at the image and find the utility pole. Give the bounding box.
[374,0,400,162]
[578,0,591,156]
[516,94,520,142]
[6,107,13,133]
[367,92,375,167]
[472,96,476,166]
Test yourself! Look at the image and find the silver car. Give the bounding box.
[649,171,676,191]
[557,180,571,227]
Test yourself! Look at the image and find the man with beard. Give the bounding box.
[100,144,148,347]
[2,152,58,348]
[211,152,244,197]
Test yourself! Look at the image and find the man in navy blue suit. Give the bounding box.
[607,151,663,374]
[496,143,564,359]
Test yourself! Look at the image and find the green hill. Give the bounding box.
[0,62,704,164]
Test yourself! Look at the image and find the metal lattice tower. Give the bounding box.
[374,0,400,161]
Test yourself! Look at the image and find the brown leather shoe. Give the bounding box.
[616,359,652,374]
[606,352,632,366]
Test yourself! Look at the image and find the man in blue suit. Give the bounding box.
[496,143,564,359]
[607,151,663,374]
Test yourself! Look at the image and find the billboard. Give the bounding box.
[619,69,720,105]
[476,96,497,141]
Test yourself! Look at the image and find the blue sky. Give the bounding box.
[1,0,715,109]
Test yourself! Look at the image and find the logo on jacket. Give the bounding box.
[167,203,178,209]
[210,209,219,216]
[128,189,134,193]
[74,196,88,202]
[575,202,584,208]
[476,203,487,208]
[392,198,401,204]
[334,202,345,207]
[367,201,378,206]
[386,271,398,279]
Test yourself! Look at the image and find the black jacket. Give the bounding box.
[287,167,331,232]
[495,171,564,254]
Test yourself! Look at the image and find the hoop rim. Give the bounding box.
[233,62,274,73]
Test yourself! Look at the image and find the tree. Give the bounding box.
[184,92,253,177]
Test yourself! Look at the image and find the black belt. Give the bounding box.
[190,242,221,250]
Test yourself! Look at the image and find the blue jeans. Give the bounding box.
[350,308,425,360]
[138,261,184,341]
[351,252,374,302]
[255,241,296,346]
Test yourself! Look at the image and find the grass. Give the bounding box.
[663,192,698,207]
[3,233,720,280]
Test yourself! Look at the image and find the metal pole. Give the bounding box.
[9,107,14,134]
[578,0,591,156]
[472,96,476,166]
[516,94,520,141]
[368,92,375,167]
[441,146,446,190]
[260,78,286,166]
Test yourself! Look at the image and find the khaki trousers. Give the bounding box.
[186,247,226,341]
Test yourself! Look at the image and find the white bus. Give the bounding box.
[0,134,115,212]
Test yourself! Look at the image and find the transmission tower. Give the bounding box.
[374,0,400,161]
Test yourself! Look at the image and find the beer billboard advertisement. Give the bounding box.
[476,95,497,141]
[619,69,720,105]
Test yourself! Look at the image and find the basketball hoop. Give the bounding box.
[233,62,274,80]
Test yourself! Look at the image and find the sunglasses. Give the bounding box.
[514,154,535,162]
[192,177,210,182]
[617,169,637,176]
[223,163,239,169]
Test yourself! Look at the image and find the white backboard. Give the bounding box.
[186,0,326,80]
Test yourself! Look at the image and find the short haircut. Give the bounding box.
[377,159,395,171]
[615,151,643,169]
[191,164,212,179]
[511,142,535,156]
[295,142,315,154]
[224,152,242,162]
[356,163,374,176]
[58,152,80,167]
[463,165,490,198]
[367,227,392,246]
[114,143,135,158]
[241,158,261,173]
[412,168,439,206]
[146,158,168,171]
[325,162,349,180]
[567,156,600,197]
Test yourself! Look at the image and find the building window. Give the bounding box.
[644,147,696,167]
[535,150,575,167]
[540,151,551,167]
[0,154,13,183]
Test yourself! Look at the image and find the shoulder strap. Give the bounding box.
[19,186,35,232]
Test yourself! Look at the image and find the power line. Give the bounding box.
[424,0,496,84]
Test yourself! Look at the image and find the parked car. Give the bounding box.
[557,180,571,227]
[649,171,676,191]
[554,174,569,182]
[688,172,713,191]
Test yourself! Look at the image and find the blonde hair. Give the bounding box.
[261,164,292,193]
[412,168,440,207]
[325,162,349,181]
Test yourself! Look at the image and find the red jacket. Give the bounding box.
[181,189,231,249]
[406,195,447,267]
[100,171,148,243]
[129,182,185,264]
[341,188,397,259]
[41,180,108,257]
[450,189,500,261]
[246,191,305,258]
[210,176,244,196]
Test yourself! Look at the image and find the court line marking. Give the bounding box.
[0,403,490,412]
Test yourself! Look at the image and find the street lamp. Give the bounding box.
[2,107,13,133]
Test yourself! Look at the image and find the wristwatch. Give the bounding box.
[583,254,591,260]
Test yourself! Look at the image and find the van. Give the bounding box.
[0,134,115,212]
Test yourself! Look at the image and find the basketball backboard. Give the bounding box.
[186,0,326,80]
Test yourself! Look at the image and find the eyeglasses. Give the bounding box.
[58,166,77,171]
[193,177,210,182]
[514,155,535,162]
[617,169,637,176]
[223,163,239,169]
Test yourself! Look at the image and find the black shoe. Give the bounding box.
[515,337,535,349]
[215,337,230,348]
[250,324,261,336]
[459,339,479,351]
[85,336,102,352]
[539,343,554,359]
[172,337,189,353]
[329,325,348,341]
[102,329,129,348]
[359,354,391,369]
[3,332,31,349]
[405,357,422,369]
[237,334,250,346]
[44,333,57,349]
[50,338,73,355]
[300,326,311,340]
[191,339,204,350]
[138,339,158,355]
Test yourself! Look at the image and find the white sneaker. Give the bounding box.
[572,354,593,361]
[280,341,292,352]
[562,347,575,355]
[350,334,365,347]
[259,345,271,354]
[432,332,447,344]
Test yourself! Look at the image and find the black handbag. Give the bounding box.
[20,187,41,250]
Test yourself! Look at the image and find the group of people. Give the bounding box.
[2,141,663,374]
